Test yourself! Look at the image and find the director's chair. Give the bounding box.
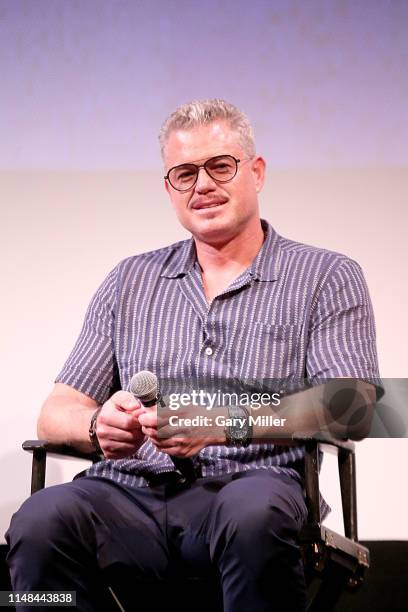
[21,435,369,611]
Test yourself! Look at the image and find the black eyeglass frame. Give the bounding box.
[164,154,250,192]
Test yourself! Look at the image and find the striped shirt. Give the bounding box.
[56,220,380,517]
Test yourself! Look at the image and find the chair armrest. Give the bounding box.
[23,439,102,461]
[292,432,355,453]
[22,439,102,495]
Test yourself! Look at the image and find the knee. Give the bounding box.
[212,490,287,541]
[208,476,305,560]
[6,484,91,550]
[216,480,299,531]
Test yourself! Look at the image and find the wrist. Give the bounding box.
[89,406,103,454]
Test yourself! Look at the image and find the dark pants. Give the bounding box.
[5,469,308,611]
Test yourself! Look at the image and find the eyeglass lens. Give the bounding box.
[168,155,238,191]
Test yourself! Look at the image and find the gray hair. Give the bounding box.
[159,98,256,160]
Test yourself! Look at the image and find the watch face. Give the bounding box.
[230,423,249,439]
[227,405,250,443]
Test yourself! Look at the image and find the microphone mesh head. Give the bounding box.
[129,370,158,402]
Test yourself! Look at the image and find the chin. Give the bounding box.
[189,217,235,244]
[197,230,228,245]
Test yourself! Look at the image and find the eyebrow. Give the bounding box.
[169,154,233,168]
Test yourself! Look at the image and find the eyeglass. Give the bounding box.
[164,155,251,192]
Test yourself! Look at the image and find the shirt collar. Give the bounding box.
[249,219,281,282]
[161,238,197,278]
[161,219,281,281]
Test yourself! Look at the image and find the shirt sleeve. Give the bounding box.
[306,257,383,396]
[55,265,121,404]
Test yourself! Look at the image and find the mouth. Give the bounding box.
[191,200,227,211]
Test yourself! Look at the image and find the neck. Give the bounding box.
[194,218,265,275]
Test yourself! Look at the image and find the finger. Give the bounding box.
[149,438,182,453]
[159,445,189,457]
[110,390,141,412]
[138,412,158,428]
[98,424,143,444]
[99,406,143,433]
[103,442,142,459]
[151,437,188,449]
[157,425,188,439]
[141,426,158,440]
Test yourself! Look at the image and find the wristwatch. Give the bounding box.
[89,407,103,454]
[224,405,252,447]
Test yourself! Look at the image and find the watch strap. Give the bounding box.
[89,407,103,454]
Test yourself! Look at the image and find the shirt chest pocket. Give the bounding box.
[237,322,302,380]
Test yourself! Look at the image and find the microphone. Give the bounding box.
[129,370,196,482]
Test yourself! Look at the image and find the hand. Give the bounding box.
[96,391,147,459]
[138,404,226,457]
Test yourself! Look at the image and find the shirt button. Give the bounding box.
[204,347,213,356]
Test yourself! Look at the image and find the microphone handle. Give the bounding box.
[139,391,197,482]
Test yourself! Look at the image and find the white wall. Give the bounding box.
[1,167,407,541]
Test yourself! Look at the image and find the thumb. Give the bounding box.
[110,390,141,412]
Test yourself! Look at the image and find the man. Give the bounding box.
[6,99,381,611]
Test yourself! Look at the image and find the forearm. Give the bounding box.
[249,379,376,442]
[37,388,99,453]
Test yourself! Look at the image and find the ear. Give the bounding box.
[251,156,266,193]
[164,178,170,196]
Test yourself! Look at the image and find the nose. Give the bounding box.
[194,166,216,193]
